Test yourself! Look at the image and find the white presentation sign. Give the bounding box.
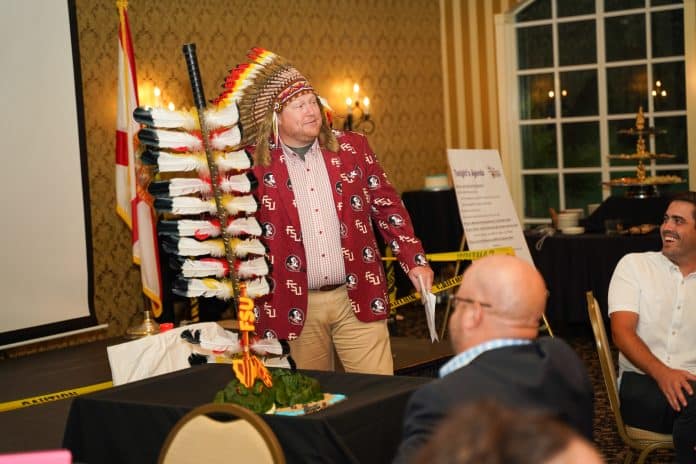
[447,149,532,264]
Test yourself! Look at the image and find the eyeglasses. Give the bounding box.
[451,296,492,309]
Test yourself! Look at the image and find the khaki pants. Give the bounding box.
[288,286,393,375]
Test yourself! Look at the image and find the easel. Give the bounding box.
[437,234,554,340]
[437,234,467,340]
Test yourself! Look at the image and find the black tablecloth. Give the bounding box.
[582,195,671,233]
[525,232,662,327]
[397,189,465,296]
[401,189,463,254]
[62,365,430,464]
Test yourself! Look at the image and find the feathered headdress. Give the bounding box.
[212,47,338,166]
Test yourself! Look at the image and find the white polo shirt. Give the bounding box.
[608,251,696,376]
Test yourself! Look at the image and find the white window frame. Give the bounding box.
[495,0,696,223]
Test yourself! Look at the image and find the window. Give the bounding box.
[496,0,690,224]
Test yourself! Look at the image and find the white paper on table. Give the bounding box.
[418,275,439,342]
[107,322,225,385]
[107,322,287,385]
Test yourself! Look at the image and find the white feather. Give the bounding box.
[204,104,239,128]
[220,173,252,193]
[181,259,227,278]
[168,178,210,197]
[225,217,262,237]
[231,238,266,258]
[243,277,271,299]
[155,152,206,172]
[176,219,221,238]
[238,257,270,278]
[146,128,202,150]
[198,326,240,352]
[215,150,252,171]
[224,195,258,215]
[144,107,198,130]
[175,236,264,259]
[185,278,234,299]
[210,126,242,150]
[177,237,225,257]
[169,197,217,215]
[154,150,249,174]
[180,256,267,279]
[251,338,284,356]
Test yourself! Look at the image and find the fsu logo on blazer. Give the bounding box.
[288,308,304,325]
[346,273,358,290]
[263,172,277,188]
[370,298,387,315]
[285,254,302,272]
[362,246,376,263]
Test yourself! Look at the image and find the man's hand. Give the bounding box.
[654,365,696,411]
[407,266,434,295]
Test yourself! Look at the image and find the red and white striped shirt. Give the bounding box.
[282,140,346,289]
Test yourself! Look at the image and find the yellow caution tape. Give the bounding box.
[386,247,515,309]
[390,274,555,336]
[390,274,464,309]
[382,246,515,262]
[424,247,516,261]
[0,380,113,413]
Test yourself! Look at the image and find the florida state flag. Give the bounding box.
[115,0,162,315]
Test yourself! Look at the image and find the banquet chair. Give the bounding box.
[158,402,286,464]
[585,291,674,464]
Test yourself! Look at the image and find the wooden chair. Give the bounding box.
[585,291,674,464]
[158,403,285,464]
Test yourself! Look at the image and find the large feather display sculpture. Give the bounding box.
[133,45,279,388]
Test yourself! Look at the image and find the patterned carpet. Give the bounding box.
[392,303,676,464]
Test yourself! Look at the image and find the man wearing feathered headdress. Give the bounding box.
[224,48,433,374]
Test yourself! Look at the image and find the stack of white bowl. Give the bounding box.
[556,210,585,234]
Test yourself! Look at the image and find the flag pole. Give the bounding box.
[116,0,164,334]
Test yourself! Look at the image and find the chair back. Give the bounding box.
[585,292,626,433]
[585,291,673,463]
[158,403,285,464]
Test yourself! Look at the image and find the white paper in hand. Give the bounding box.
[418,275,439,342]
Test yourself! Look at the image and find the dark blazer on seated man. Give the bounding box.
[393,256,593,464]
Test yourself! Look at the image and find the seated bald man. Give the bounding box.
[393,255,594,463]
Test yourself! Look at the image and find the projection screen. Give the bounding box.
[0,0,100,349]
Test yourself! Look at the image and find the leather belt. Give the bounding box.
[313,283,343,292]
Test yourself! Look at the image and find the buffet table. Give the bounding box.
[62,365,430,464]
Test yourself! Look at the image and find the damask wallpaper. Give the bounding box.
[66,0,446,341]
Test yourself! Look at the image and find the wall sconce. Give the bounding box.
[153,86,162,107]
[341,83,375,134]
[651,80,667,98]
[547,89,568,98]
[137,83,176,110]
